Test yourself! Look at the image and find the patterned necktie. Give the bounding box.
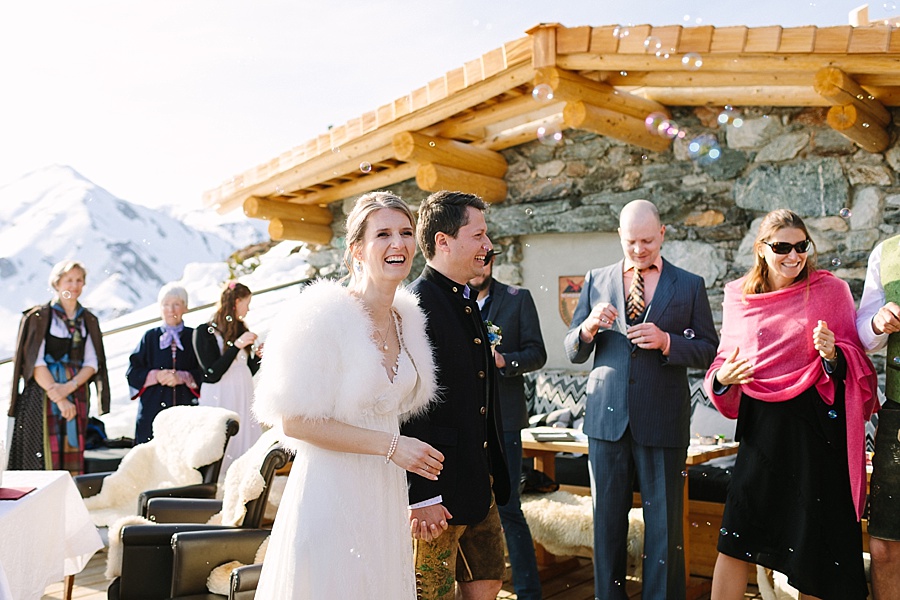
[626,268,645,322]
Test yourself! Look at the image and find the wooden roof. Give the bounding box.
[203,21,900,243]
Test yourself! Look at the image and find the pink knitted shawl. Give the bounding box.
[704,270,877,519]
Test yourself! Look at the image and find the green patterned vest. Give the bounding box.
[882,235,900,402]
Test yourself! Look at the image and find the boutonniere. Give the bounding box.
[484,320,502,350]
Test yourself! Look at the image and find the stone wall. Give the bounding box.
[302,105,899,367]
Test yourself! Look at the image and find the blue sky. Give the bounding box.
[0,0,892,211]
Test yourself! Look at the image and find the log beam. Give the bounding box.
[563,101,672,153]
[826,104,890,152]
[268,218,334,245]
[291,162,419,206]
[535,67,670,121]
[416,163,507,203]
[243,196,333,225]
[814,67,892,126]
[392,131,508,177]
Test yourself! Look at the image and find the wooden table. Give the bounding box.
[521,431,739,596]
[0,471,103,600]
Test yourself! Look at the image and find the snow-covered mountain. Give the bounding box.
[0,165,268,356]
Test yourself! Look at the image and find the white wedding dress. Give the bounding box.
[199,333,261,471]
[255,345,418,599]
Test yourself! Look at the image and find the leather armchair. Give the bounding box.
[107,445,290,600]
[169,528,270,599]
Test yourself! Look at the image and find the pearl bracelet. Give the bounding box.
[385,432,400,464]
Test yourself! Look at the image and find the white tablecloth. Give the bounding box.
[0,471,103,600]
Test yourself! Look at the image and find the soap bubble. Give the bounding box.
[61,290,72,299]
[683,328,696,339]
[359,162,372,173]
[643,36,662,53]
[525,207,534,216]
[828,410,838,419]
[720,528,728,535]
[645,112,668,134]
[208,327,215,334]
[717,105,743,128]
[682,53,703,70]
[607,406,615,412]
[532,84,554,102]
[839,207,852,218]
[331,146,341,154]
[655,47,673,60]
[893,356,900,366]
[645,112,680,139]
[831,257,843,267]
[612,25,630,39]
[537,124,564,146]
[225,315,233,322]
[687,134,721,165]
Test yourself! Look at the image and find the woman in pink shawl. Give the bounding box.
[705,210,877,600]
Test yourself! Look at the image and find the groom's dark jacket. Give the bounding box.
[402,265,510,525]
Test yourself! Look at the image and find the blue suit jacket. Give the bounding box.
[483,280,547,432]
[564,259,717,448]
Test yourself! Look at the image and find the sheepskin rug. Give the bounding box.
[83,405,238,527]
[208,427,284,526]
[521,490,644,579]
[206,536,269,595]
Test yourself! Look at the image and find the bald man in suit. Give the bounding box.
[564,199,717,600]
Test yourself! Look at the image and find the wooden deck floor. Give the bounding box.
[44,551,763,600]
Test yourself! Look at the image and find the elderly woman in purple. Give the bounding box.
[127,283,203,444]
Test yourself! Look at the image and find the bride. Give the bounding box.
[253,191,445,598]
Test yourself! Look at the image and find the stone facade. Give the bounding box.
[301,105,899,369]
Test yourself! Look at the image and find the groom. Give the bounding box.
[402,190,510,600]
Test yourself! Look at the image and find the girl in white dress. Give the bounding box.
[194,282,262,470]
[253,192,444,599]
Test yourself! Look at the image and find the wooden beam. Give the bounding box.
[814,67,892,126]
[535,67,670,120]
[416,163,507,203]
[392,131,507,177]
[563,101,672,153]
[429,93,545,139]
[636,85,831,106]
[603,71,816,88]
[243,196,333,225]
[268,219,334,245]
[557,53,900,78]
[527,23,560,68]
[826,104,890,152]
[291,162,419,206]
[473,113,567,151]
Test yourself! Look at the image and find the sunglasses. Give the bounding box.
[763,239,811,255]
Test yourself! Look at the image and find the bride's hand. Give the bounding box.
[391,436,444,481]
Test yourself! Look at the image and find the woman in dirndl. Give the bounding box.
[7,260,110,474]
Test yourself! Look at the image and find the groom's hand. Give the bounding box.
[409,504,452,541]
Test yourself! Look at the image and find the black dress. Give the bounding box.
[717,353,868,599]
